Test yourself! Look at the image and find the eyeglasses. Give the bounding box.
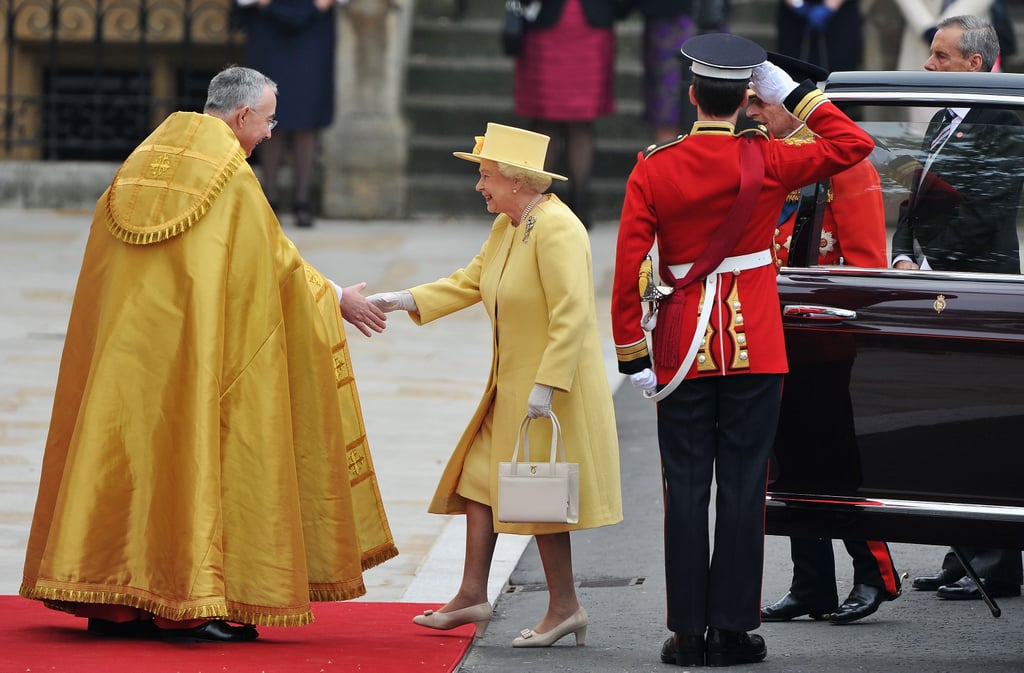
[250,106,277,131]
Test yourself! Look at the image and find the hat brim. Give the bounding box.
[453,151,568,181]
[690,61,754,80]
[765,50,829,82]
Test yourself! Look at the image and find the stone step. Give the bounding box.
[403,0,781,220]
[408,16,651,63]
[408,15,775,67]
[407,173,631,222]
[403,91,646,137]
[412,0,778,24]
[405,52,646,101]
[409,131,645,180]
[413,0,503,21]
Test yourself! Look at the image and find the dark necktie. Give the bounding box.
[930,108,954,152]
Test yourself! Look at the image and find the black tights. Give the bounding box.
[257,129,320,210]
[531,120,595,228]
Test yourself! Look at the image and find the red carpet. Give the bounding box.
[0,596,473,672]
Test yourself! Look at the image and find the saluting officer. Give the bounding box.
[611,33,874,667]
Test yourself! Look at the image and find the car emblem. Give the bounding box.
[934,295,946,313]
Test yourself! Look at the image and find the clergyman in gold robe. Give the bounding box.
[19,66,398,643]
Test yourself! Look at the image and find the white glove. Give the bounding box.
[526,384,554,418]
[750,62,800,106]
[366,290,417,313]
[629,368,658,393]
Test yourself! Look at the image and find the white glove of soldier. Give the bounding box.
[750,62,800,106]
[526,384,554,418]
[367,290,417,313]
[629,368,658,393]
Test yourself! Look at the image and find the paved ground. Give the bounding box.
[2,208,1022,673]
[462,388,1024,673]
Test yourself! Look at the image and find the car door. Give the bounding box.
[767,85,1024,547]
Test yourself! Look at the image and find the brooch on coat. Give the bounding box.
[522,215,536,243]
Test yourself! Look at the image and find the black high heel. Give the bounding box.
[294,202,314,228]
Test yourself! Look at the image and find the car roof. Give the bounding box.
[823,71,1024,107]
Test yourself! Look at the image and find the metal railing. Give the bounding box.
[1,0,245,160]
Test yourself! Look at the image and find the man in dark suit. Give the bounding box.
[891,14,1024,601]
[891,14,1024,275]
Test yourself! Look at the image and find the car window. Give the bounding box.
[794,104,1024,275]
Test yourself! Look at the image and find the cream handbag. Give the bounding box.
[497,413,579,524]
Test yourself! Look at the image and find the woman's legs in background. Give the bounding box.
[291,129,319,227]
[533,120,595,229]
[257,133,287,210]
[256,129,319,227]
[564,121,594,228]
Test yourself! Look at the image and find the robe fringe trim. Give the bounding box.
[363,543,399,571]
[19,575,380,627]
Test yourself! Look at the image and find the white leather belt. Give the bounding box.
[668,249,773,279]
[644,248,772,404]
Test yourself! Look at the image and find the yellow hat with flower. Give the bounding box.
[453,122,568,181]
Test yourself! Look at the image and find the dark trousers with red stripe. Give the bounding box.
[658,373,783,636]
[788,538,900,611]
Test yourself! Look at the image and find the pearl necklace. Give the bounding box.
[518,192,544,225]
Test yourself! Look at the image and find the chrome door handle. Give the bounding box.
[783,305,857,320]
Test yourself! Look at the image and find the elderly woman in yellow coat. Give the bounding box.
[369,123,622,648]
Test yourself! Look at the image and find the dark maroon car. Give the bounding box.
[766,71,1024,606]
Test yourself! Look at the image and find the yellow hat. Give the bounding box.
[453,122,568,181]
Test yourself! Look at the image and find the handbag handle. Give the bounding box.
[510,413,565,468]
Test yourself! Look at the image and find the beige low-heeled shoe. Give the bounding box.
[412,602,492,638]
[512,607,588,647]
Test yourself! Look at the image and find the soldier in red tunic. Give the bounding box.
[611,34,874,667]
[762,127,887,269]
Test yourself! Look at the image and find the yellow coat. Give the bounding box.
[20,112,396,627]
[410,196,622,535]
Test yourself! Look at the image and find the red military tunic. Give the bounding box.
[774,125,887,269]
[612,84,874,385]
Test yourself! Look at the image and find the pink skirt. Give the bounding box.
[514,0,615,121]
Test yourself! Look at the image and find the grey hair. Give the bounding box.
[497,163,553,193]
[938,15,1000,71]
[203,66,278,114]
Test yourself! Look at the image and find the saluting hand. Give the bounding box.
[750,62,799,106]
